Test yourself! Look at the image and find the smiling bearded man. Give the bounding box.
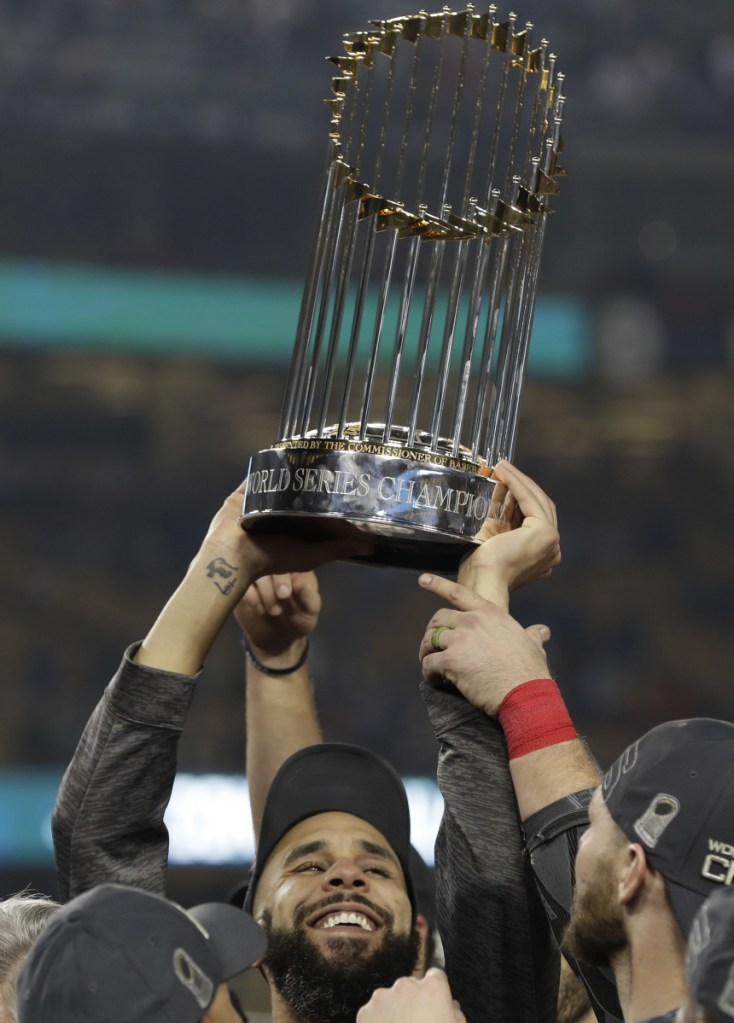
[244,744,425,1023]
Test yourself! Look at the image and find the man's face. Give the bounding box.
[253,811,421,1021]
[563,789,628,968]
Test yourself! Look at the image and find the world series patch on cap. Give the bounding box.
[601,718,734,937]
[16,883,266,1023]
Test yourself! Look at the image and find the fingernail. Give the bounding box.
[419,574,432,585]
[277,585,290,598]
[270,605,283,616]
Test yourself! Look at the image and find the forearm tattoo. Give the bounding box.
[206,557,238,596]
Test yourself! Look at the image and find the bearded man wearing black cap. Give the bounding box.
[418,478,734,1023]
[242,743,426,1022]
[562,719,734,1023]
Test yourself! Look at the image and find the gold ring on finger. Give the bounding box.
[431,625,450,651]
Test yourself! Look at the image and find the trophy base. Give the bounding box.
[241,441,497,572]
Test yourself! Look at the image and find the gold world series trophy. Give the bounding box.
[242,6,566,570]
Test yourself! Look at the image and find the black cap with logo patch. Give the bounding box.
[245,743,415,913]
[686,887,734,1023]
[16,882,266,1023]
[601,718,734,938]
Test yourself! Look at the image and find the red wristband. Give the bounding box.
[498,678,577,760]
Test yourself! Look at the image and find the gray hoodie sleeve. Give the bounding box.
[52,643,200,902]
[421,680,559,1023]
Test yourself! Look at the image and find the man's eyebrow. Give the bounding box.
[282,837,401,869]
[283,840,327,866]
[357,839,400,868]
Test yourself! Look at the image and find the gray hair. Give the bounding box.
[0,893,60,1022]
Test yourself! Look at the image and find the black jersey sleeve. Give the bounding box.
[524,789,624,1023]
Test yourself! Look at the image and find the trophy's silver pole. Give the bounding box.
[438,14,500,453]
[459,13,494,214]
[313,202,362,434]
[358,27,405,441]
[336,221,378,437]
[406,238,447,448]
[484,45,559,463]
[404,9,450,448]
[280,48,366,439]
[481,10,515,205]
[484,16,540,463]
[341,43,415,438]
[297,198,356,435]
[358,231,399,439]
[467,226,510,460]
[425,11,476,446]
[484,211,529,463]
[490,227,537,461]
[501,112,564,457]
[301,41,379,437]
[503,23,533,192]
[450,227,492,456]
[382,18,426,440]
[487,70,563,462]
[452,7,508,459]
[428,234,471,443]
[383,233,421,438]
[501,217,546,458]
[280,150,339,439]
[443,6,502,457]
[332,45,384,436]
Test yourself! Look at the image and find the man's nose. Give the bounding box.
[321,859,370,891]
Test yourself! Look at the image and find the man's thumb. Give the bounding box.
[526,623,551,649]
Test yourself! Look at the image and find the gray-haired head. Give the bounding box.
[0,893,60,1022]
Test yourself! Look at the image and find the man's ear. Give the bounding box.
[412,912,431,977]
[618,843,648,906]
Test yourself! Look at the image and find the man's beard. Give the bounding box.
[262,894,421,1023]
[556,961,593,1023]
[562,862,627,968]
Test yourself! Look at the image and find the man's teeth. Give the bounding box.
[319,911,374,932]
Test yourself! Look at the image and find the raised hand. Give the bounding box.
[417,574,551,716]
[356,969,467,1023]
[458,460,561,607]
[234,572,321,660]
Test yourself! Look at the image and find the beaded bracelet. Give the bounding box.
[242,635,309,676]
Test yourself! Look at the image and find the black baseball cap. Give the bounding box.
[16,883,267,1023]
[686,887,734,1023]
[601,718,734,937]
[245,743,415,912]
